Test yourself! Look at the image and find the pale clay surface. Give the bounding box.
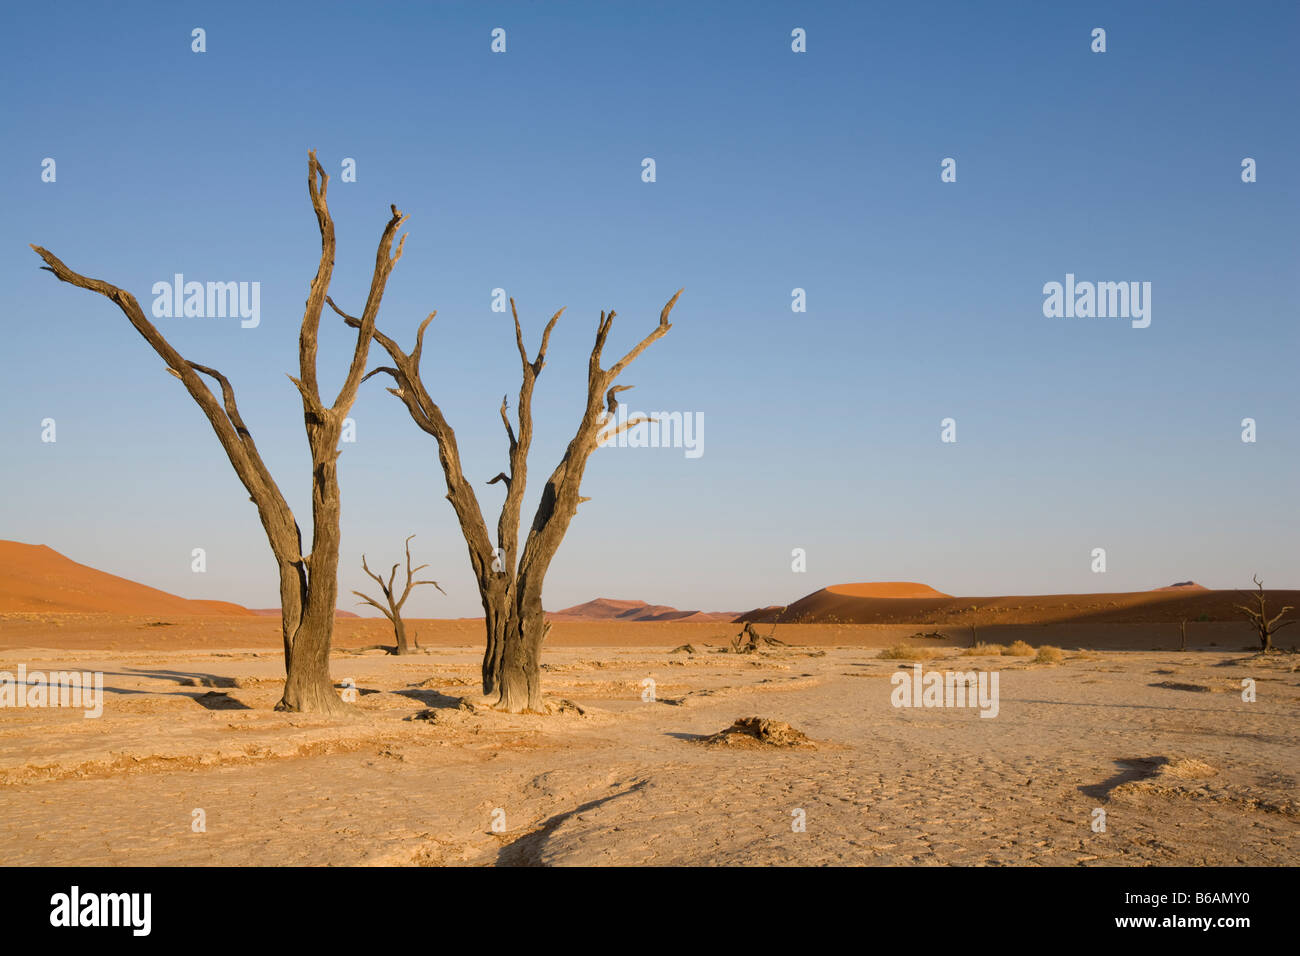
[0,644,1295,866]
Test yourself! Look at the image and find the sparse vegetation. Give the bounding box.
[728,622,786,654]
[1233,575,1296,653]
[1034,645,1065,664]
[962,642,1005,656]
[351,535,444,655]
[1005,640,1035,657]
[880,644,947,660]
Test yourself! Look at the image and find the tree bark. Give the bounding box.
[393,617,412,655]
[279,595,347,714]
[277,432,348,713]
[480,581,509,693]
[497,601,549,713]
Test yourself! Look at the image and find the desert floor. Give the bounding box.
[0,620,1295,866]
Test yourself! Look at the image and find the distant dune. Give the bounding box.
[0,541,251,616]
[0,541,363,617]
[250,608,361,619]
[738,580,1298,626]
[4,541,1290,632]
[546,598,737,623]
[826,582,951,599]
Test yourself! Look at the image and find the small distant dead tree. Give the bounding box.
[31,152,408,713]
[730,621,786,654]
[332,291,682,711]
[352,535,444,655]
[1234,575,1296,653]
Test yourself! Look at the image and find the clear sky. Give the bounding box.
[2,1,1296,618]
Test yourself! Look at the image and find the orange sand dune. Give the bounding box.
[546,598,737,623]
[826,582,951,599]
[741,581,1299,626]
[0,541,252,616]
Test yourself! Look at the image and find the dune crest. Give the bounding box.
[826,582,951,599]
[546,598,736,623]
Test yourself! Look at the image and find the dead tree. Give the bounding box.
[352,535,444,654]
[332,291,682,711]
[730,621,787,654]
[31,152,408,713]
[1233,575,1296,653]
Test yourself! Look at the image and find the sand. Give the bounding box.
[0,627,1295,866]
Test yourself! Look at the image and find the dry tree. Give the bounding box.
[30,152,408,713]
[1233,575,1296,653]
[730,621,787,654]
[352,535,444,655]
[328,291,682,711]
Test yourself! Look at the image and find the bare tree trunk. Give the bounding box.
[481,583,509,694]
[280,599,345,713]
[497,599,549,713]
[278,431,349,712]
[276,559,308,668]
[393,617,412,655]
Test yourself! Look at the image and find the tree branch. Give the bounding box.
[332,203,409,414]
[28,243,301,566]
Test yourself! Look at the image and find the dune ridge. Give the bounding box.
[545,598,737,623]
[739,580,1299,626]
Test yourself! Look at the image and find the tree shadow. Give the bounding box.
[96,685,252,710]
[190,690,252,710]
[495,781,649,867]
[114,668,238,689]
[392,688,466,709]
[1078,756,1164,800]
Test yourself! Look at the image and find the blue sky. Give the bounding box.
[2,1,1296,617]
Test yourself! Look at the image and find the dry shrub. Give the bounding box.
[879,644,946,661]
[1005,640,1035,657]
[962,642,1005,656]
[697,716,811,748]
[1034,645,1065,664]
